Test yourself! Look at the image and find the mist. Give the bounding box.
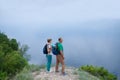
[16,19,119,77]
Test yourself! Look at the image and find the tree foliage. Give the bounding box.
[80,65,117,80]
[0,32,29,80]
[19,44,31,61]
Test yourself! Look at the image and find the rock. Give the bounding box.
[33,66,79,80]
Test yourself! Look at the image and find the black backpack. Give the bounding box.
[43,44,48,54]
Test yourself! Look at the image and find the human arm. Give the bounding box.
[57,43,64,59]
[47,44,52,54]
[59,51,64,59]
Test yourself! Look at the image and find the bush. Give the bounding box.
[80,65,117,80]
[25,64,44,72]
[0,71,8,80]
[4,51,28,75]
[13,64,44,80]
[13,68,33,80]
[0,32,29,79]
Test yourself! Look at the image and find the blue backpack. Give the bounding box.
[43,44,48,54]
[52,43,59,55]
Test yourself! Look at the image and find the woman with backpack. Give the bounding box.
[45,38,52,72]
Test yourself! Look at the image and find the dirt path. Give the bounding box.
[32,67,79,80]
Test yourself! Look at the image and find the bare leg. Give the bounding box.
[56,55,65,73]
[61,59,65,73]
[55,55,59,72]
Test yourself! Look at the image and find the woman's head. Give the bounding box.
[47,38,52,43]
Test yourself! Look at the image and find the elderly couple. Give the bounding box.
[45,37,66,75]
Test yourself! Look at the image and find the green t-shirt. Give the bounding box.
[57,42,63,52]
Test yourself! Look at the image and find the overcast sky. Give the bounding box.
[0,0,120,28]
[0,0,120,40]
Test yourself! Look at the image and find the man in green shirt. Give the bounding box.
[55,37,66,75]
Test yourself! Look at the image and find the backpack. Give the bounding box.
[43,44,48,54]
[52,43,59,55]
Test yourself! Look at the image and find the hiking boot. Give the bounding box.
[55,71,59,73]
[62,72,66,76]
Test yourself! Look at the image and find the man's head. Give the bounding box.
[58,37,63,43]
[47,38,52,43]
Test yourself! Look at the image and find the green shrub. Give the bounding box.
[77,69,99,80]
[13,64,44,80]
[13,70,33,80]
[0,32,29,79]
[4,51,28,75]
[25,64,45,72]
[80,65,117,80]
[0,71,8,80]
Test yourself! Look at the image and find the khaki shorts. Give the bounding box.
[56,55,64,65]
